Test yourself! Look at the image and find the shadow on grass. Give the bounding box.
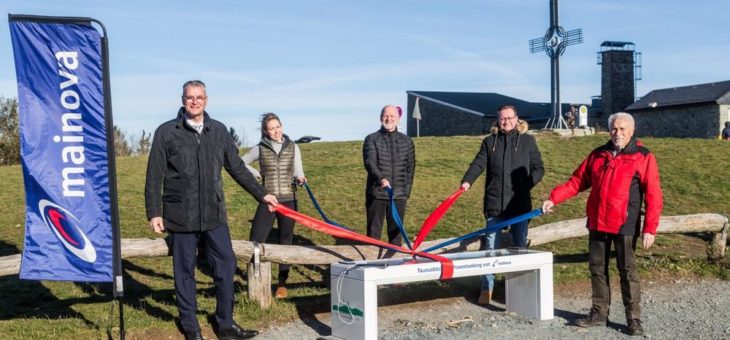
[554,253,589,264]
[0,241,97,327]
[119,260,177,320]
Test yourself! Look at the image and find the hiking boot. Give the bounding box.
[477,290,492,306]
[274,284,288,299]
[627,319,644,336]
[575,308,608,327]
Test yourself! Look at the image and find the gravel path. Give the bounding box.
[257,277,730,339]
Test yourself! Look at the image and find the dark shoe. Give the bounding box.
[575,308,608,327]
[219,323,259,340]
[628,319,644,336]
[184,330,204,340]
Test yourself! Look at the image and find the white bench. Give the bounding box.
[329,249,554,340]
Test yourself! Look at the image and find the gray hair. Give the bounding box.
[608,112,634,128]
[182,80,206,96]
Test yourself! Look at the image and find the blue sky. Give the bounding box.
[1,1,729,143]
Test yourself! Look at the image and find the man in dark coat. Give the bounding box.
[363,105,415,245]
[145,80,278,340]
[722,121,730,140]
[461,105,544,305]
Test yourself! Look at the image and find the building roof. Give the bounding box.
[626,80,730,111]
[406,90,562,122]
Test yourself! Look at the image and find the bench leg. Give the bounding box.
[330,276,378,340]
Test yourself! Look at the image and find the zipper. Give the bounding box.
[276,144,281,197]
[388,133,395,196]
[596,151,615,230]
[196,131,202,231]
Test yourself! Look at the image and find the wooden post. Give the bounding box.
[246,262,272,309]
[710,215,728,259]
[246,242,272,309]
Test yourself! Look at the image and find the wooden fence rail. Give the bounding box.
[0,213,726,308]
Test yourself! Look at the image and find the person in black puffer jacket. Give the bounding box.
[363,105,415,245]
[461,105,544,306]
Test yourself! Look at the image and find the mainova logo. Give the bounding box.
[38,199,96,263]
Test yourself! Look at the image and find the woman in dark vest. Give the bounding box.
[242,112,306,299]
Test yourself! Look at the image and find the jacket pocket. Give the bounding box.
[163,201,186,226]
[215,190,227,222]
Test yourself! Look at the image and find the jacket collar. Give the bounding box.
[260,134,292,150]
[379,126,398,134]
[599,136,640,155]
[176,107,211,132]
[490,119,529,135]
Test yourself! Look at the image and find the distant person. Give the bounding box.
[145,80,277,340]
[542,112,663,336]
[242,112,306,299]
[363,105,415,245]
[461,104,544,306]
[565,105,577,132]
[722,121,730,140]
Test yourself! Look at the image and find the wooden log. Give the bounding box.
[527,213,729,247]
[247,262,272,309]
[120,238,170,257]
[0,254,20,277]
[0,214,726,276]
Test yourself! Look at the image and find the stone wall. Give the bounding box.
[629,103,721,138]
[406,95,484,137]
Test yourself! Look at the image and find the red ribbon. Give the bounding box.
[411,188,465,251]
[274,204,454,280]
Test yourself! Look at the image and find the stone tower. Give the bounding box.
[598,41,638,127]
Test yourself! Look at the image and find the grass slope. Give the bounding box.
[0,133,728,338]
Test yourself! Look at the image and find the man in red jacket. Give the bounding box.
[542,112,662,337]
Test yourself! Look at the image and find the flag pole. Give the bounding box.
[413,97,422,137]
[9,13,126,339]
[92,18,126,340]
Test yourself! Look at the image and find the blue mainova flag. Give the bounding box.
[10,19,112,282]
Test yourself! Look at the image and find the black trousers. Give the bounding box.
[588,231,642,320]
[249,200,297,283]
[366,197,406,245]
[171,225,236,333]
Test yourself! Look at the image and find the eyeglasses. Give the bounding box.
[184,96,207,102]
[498,116,516,122]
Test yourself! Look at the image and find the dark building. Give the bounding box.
[405,91,584,137]
[597,41,641,126]
[625,80,730,138]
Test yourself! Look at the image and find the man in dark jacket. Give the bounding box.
[722,121,730,140]
[461,105,544,305]
[543,112,663,336]
[363,105,415,245]
[145,80,277,340]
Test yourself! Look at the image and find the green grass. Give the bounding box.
[0,133,728,338]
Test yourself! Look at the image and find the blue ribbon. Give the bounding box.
[422,209,543,253]
[385,186,413,250]
[302,182,352,231]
